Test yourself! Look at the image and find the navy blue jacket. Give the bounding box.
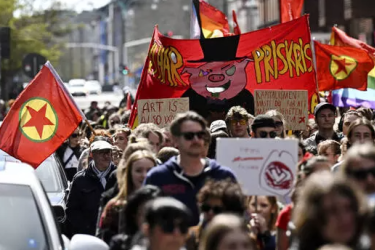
[144,157,237,226]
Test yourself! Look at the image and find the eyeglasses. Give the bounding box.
[275,121,283,127]
[347,167,375,180]
[159,220,189,234]
[200,204,223,214]
[180,131,206,141]
[259,131,277,138]
[230,119,247,126]
[71,133,81,138]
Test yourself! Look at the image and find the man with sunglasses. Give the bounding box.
[66,140,116,236]
[342,143,375,196]
[137,197,192,250]
[144,111,236,226]
[225,106,252,138]
[56,127,85,181]
[250,115,278,139]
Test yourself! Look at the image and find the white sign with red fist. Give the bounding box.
[216,139,298,197]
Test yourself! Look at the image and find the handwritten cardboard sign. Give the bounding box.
[137,97,189,127]
[254,90,308,130]
[216,138,297,197]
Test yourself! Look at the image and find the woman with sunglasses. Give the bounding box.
[248,196,278,250]
[98,150,157,243]
[186,179,246,250]
[265,110,286,138]
[56,127,85,181]
[199,214,258,250]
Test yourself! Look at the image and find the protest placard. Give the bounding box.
[216,138,298,197]
[254,90,308,130]
[137,97,189,127]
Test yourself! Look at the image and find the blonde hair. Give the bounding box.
[115,150,157,201]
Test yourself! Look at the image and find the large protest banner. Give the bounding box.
[137,97,189,127]
[216,138,298,197]
[254,90,308,130]
[129,15,318,128]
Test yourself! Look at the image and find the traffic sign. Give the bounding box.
[22,53,46,78]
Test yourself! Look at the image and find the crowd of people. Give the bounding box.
[54,98,375,250]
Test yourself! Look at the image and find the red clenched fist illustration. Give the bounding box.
[260,150,295,196]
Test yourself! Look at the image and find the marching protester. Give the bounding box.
[248,196,278,250]
[186,179,246,250]
[113,127,131,151]
[56,126,85,181]
[66,140,116,236]
[291,171,368,250]
[225,106,252,138]
[144,111,237,226]
[130,197,192,250]
[251,115,277,139]
[131,123,164,154]
[339,110,362,136]
[304,103,344,154]
[317,140,341,166]
[97,150,157,243]
[265,110,286,138]
[199,214,258,250]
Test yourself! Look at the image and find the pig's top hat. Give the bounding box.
[188,35,244,63]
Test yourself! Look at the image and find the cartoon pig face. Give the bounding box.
[183,59,250,100]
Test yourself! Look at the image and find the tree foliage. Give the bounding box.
[0,0,72,73]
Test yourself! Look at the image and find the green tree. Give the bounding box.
[0,0,72,99]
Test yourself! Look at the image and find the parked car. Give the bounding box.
[0,160,69,249]
[85,80,102,95]
[0,151,69,225]
[68,83,88,97]
[0,161,109,250]
[69,79,86,86]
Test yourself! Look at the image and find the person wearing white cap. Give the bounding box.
[66,140,116,236]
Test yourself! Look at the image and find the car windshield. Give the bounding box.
[70,84,85,88]
[0,184,48,250]
[35,158,62,193]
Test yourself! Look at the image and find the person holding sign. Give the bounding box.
[144,111,237,226]
[250,115,277,139]
[225,106,252,138]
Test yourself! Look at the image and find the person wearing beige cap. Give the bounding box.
[66,140,116,236]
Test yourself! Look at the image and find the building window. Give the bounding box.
[319,0,326,27]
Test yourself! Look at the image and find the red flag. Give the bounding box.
[0,62,83,168]
[129,16,317,128]
[315,41,374,91]
[232,10,241,35]
[280,0,304,23]
[331,27,375,58]
[193,0,230,38]
[126,92,132,111]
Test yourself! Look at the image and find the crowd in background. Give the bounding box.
[46,97,375,250]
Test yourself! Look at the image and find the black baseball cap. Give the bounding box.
[251,114,276,132]
[314,102,336,116]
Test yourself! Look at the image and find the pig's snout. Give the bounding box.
[208,74,225,82]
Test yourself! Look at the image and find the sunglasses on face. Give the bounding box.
[159,220,189,234]
[347,167,375,180]
[180,131,206,141]
[230,119,247,126]
[259,131,277,138]
[71,133,81,138]
[201,204,223,214]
